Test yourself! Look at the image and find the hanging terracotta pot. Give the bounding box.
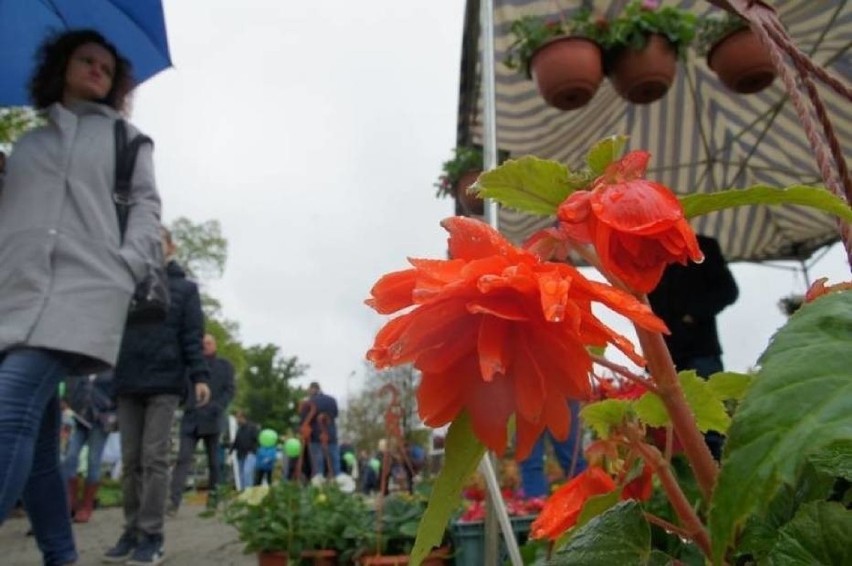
[420,545,452,565]
[455,169,484,216]
[358,555,409,565]
[609,34,677,104]
[258,550,289,566]
[530,37,604,111]
[707,28,776,94]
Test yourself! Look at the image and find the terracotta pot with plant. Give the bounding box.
[602,0,696,104]
[434,146,484,216]
[504,9,605,111]
[696,11,776,94]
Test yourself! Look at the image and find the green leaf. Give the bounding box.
[476,156,591,215]
[586,135,628,175]
[550,501,652,565]
[410,412,485,566]
[575,490,621,529]
[681,185,852,223]
[706,371,753,402]
[635,371,731,433]
[679,371,731,434]
[635,392,670,428]
[709,291,852,563]
[766,501,852,565]
[808,438,852,481]
[580,399,633,438]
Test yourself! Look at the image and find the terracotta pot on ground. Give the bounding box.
[421,545,452,565]
[301,549,338,565]
[530,37,604,110]
[455,170,483,216]
[258,551,289,566]
[609,34,677,104]
[708,27,776,94]
[358,555,409,565]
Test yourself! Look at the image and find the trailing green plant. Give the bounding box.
[504,9,602,77]
[602,0,697,58]
[434,146,483,198]
[693,10,750,56]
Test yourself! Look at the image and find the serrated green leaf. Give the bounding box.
[681,185,852,223]
[580,399,633,438]
[635,372,731,433]
[706,371,753,402]
[679,371,731,434]
[736,463,836,563]
[475,156,591,215]
[808,438,852,481]
[550,501,651,565]
[709,291,852,563]
[635,392,670,428]
[575,490,621,529]
[410,412,485,566]
[586,135,628,175]
[766,501,852,565]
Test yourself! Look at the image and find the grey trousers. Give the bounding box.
[169,432,220,507]
[117,394,179,536]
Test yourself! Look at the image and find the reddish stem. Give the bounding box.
[631,434,713,559]
[592,355,661,395]
[632,320,719,502]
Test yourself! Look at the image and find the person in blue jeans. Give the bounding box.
[0,29,162,566]
[519,400,587,498]
[299,382,341,479]
[62,371,117,523]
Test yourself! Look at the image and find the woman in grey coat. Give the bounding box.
[0,30,162,566]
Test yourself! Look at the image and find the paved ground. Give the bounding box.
[0,499,255,566]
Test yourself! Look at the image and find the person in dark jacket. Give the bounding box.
[62,371,117,523]
[103,227,210,565]
[648,234,739,459]
[229,411,259,490]
[299,382,340,478]
[169,333,235,512]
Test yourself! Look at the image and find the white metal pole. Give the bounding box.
[479,1,522,565]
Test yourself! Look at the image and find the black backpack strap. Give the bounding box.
[113,120,153,242]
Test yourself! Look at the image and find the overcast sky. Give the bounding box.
[130,0,849,407]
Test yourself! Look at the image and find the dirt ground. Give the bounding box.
[0,498,255,566]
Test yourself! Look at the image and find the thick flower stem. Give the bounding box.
[632,324,719,502]
[631,434,713,559]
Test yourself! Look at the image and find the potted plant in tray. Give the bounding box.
[504,9,606,111]
[695,10,776,94]
[224,482,304,566]
[435,146,484,216]
[602,0,697,104]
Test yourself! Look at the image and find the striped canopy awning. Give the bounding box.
[456,0,851,262]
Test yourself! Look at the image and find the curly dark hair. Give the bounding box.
[28,29,134,111]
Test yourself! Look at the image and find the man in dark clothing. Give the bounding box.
[299,382,340,478]
[168,334,235,512]
[104,228,210,565]
[648,235,739,458]
[229,411,259,490]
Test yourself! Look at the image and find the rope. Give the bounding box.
[735,1,852,271]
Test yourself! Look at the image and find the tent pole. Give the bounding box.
[478,1,523,565]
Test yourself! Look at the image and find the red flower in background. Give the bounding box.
[530,467,616,540]
[554,151,703,293]
[622,461,654,502]
[366,217,666,459]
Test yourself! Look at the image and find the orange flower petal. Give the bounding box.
[531,467,617,540]
[365,269,416,314]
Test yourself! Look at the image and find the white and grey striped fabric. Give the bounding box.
[457,0,851,262]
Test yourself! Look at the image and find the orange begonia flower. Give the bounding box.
[530,467,616,540]
[555,151,703,293]
[804,277,852,303]
[366,217,667,459]
[622,460,654,502]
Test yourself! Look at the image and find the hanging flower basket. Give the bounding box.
[707,28,776,94]
[530,37,604,110]
[609,33,678,104]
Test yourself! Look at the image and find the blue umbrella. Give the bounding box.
[0,0,172,106]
